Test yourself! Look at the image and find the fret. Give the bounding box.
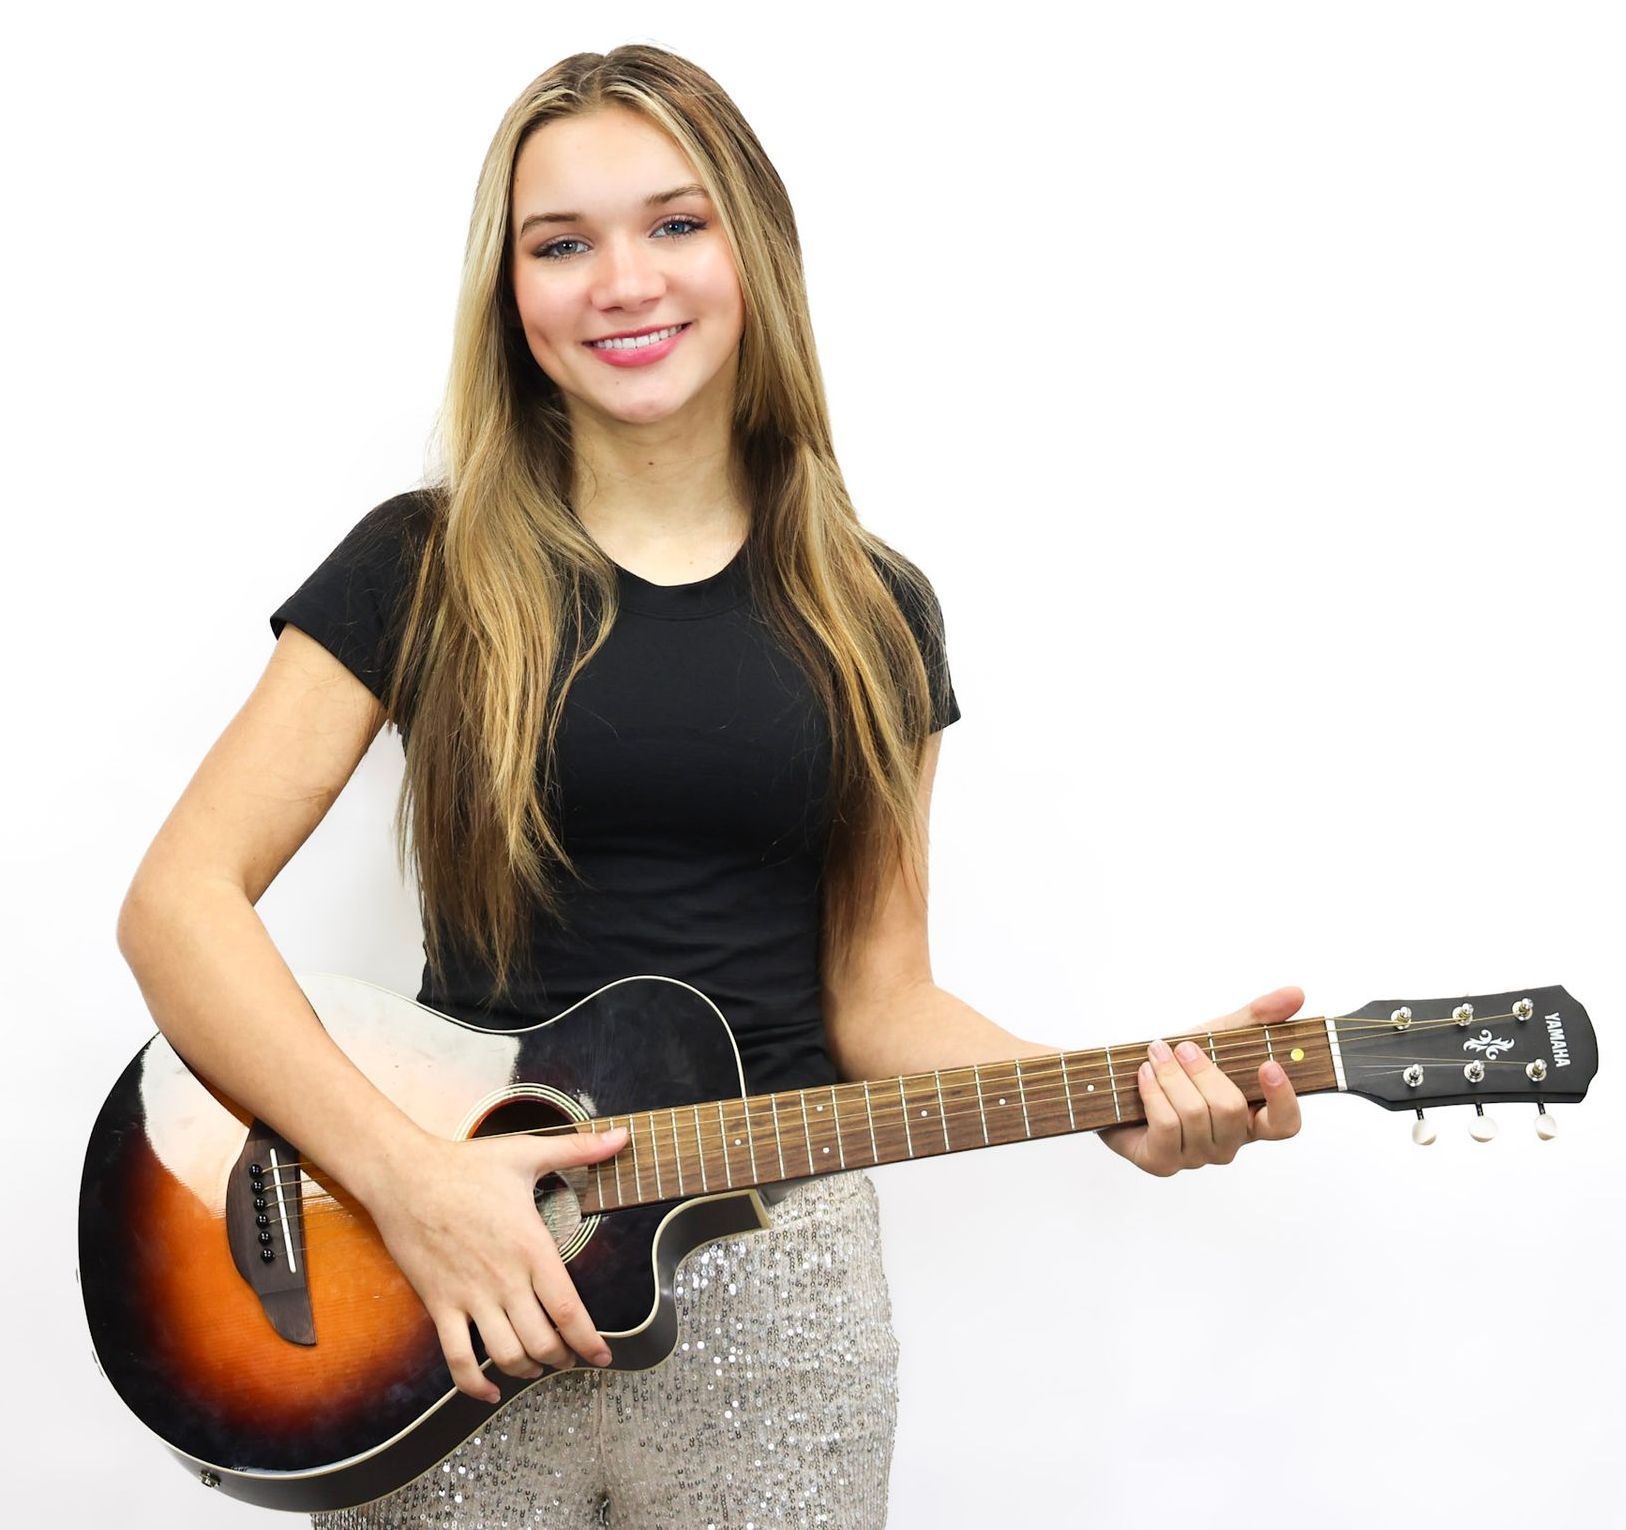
[934,1071,950,1151]
[742,1093,760,1184]
[832,1083,866,1169]
[1016,1055,1070,1137]
[668,1109,683,1196]
[692,1105,707,1192]
[628,1113,645,1201]
[896,1077,915,1158]
[797,1090,818,1175]
[1103,1046,1123,1122]
[971,1063,990,1144]
[976,1062,1027,1145]
[862,1081,879,1163]
[1262,1025,1276,1062]
[1013,1058,1033,1137]
[720,1096,754,1187]
[768,1094,788,1180]
[936,1066,983,1153]
[1205,1031,1218,1064]
[1058,1054,1077,1130]
[896,1072,948,1158]
[825,1087,846,1169]
[609,1116,625,1205]
[649,1112,664,1199]
[716,1101,733,1189]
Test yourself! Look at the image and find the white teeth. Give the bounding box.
[589,324,685,350]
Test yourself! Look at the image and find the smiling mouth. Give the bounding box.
[584,322,692,351]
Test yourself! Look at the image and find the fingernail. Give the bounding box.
[594,1349,613,1367]
[1176,1041,1203,1065]
[1149,1039,1172,1062]
[1263,1061,1285,1086]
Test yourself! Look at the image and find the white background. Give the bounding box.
[5,3,1623,1526]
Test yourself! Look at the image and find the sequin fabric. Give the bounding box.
[313,1171,899,1528]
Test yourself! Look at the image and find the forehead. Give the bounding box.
[511,108,699,215]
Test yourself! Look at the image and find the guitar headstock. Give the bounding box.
[1332,985,1596,1139]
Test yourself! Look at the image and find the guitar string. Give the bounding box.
[251,1044,1553,1236]
[241,1010,1542,1181]
[244,1027,1548,1199]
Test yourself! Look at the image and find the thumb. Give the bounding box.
[538,1124,628,1170]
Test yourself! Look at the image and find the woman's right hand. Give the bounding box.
[360,1124,629,1403]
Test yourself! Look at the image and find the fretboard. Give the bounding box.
[573,1017,1342,1214]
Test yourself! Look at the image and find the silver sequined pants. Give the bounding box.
[313,1171,899,1528]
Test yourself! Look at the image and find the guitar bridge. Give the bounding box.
[225,1123,315,1345]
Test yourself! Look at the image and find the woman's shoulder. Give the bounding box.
[345,484,441,551]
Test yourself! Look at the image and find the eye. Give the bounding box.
[533,216,707,262]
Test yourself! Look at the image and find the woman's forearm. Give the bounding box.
[116,875,429,1209]
[824,978,1059,1083]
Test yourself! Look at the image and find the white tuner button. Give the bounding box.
[1535,1104,1557,1140]
[1470,1110,1499,1143]
[1412,1112,1437,1146]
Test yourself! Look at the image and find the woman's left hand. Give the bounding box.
[1099,986,1305,1176]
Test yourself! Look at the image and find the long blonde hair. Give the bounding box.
[381,45,947,1007]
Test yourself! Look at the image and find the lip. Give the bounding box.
[582,321,691,369]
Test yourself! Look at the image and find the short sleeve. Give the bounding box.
[268,489,434,704]
[872,550,962,735]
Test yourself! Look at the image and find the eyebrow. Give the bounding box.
[516,184,711,240]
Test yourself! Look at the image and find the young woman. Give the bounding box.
[116,45,1305,1528]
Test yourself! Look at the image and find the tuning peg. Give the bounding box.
[1411,1109,1436,1146]
[1469,1102,1498,1142]
[1535,1103,1557,1141]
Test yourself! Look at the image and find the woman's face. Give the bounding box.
[509,107,746,427]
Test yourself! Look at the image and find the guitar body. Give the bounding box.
[77,973,774,1512]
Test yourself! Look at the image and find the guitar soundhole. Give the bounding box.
[472,1095,591,1259]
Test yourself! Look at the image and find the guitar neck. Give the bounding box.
[577,1017,1342,1213]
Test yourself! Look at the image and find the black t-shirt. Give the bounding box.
[268,489,961,1095]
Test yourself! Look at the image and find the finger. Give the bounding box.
[1147,1040,1217,1166]
[1169,1040,1250,1162]
[469,1302,543,1382]
[1249,1058,1303,1142]
[504,1286,575,1370]
[432,1308,500,1403]
[1210,986,1306,1033]
[531,1243,612,1367]
[1135,1059,1184,1175]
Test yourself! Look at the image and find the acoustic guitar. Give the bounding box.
[77,974,1597,1512]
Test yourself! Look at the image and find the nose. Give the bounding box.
[591,231,667,312]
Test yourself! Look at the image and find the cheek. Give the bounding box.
[512,275,575,350]
[696,259,746,334]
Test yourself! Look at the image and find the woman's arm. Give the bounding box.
[820,732,1302,1171]
[116,626,623,1399]
[820,733,1056,1080]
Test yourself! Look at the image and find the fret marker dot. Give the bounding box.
[1087,1084,1095,1092]
[998,1098,1006,1106]
[734,1139,742,1146]
[1290,1047,1305,1062]
[919,1109,928,1117]
[822,1147,830,1154]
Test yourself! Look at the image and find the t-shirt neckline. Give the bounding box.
[612,540,750,620]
